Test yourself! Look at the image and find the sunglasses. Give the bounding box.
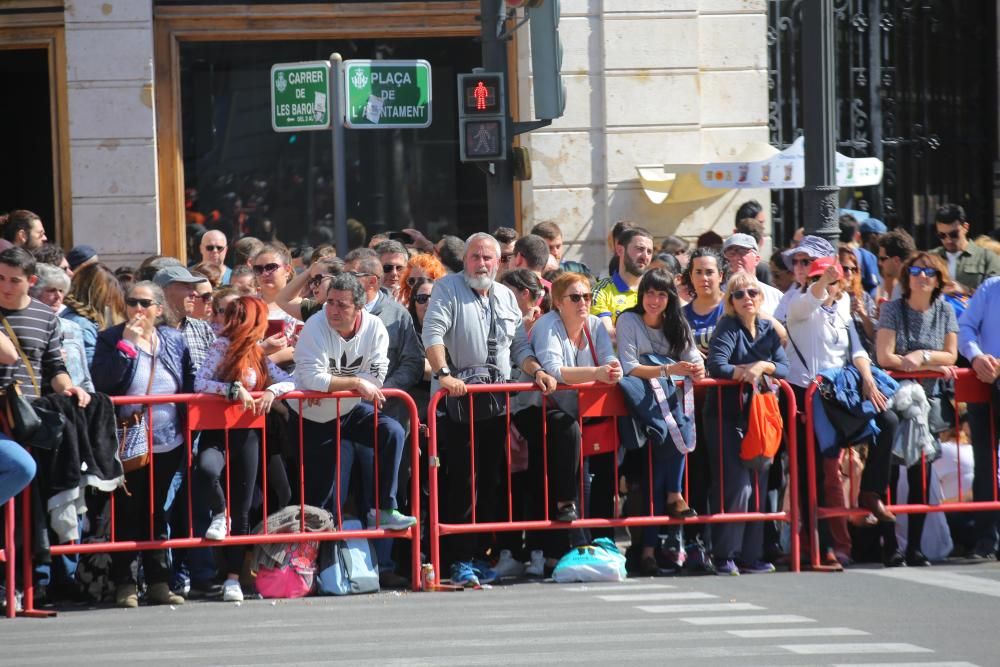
[731,288,760,300]
[350,271,373,279]
[808,276,823,284]
[500,253,514,265]
[564,293,592,303]
[204,245,226,252]
[414,293,431,305]
[791,258,813,267]
[841,265,858,274]
[407,276,431,288]
[252,262,282,275]
[937,229,962,240]
[126,297,157,308]
[383,264,405,274]
[308,274,333,288]
[909,266,938,278]
[196,293,213,302]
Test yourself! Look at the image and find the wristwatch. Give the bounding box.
[922,350,932,364]
[433,366,452,380]
[227,380,243,401]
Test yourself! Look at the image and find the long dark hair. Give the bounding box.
[626,268,692,359]
[680,247,728,297]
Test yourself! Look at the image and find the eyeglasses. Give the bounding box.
[196,293,213,303]
[563,293,592,303]
[252,262,281,275]
[350,271,373,279]
[308,274,334,288]
[841,265,858,274]
[937,229,962,240]
[125,297,157,308]
[908,266,938,278]
[791,258,813,267]
[407,276,431,288]
[500,253,514,265]
[204,245,226,252]
[414,293,431,305]
[731,288,760,300]
[383,264,405,274]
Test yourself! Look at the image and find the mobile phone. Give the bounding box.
[388,231,414,245]
[264,320,285,339]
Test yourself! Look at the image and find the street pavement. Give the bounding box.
[1,562,998,666]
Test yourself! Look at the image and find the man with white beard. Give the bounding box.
[423,232,557,587]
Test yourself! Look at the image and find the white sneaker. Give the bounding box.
[493,549,525,579]
[222,579,244,602]
[524,550,545,578]
[205,513,228,541]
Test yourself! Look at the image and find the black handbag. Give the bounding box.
[0,317,65,451]
[443,287,508,424]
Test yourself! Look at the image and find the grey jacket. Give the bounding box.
[370,291,424,392]
[422,272,533,394]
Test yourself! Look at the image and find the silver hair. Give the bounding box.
[30,263,70,295]
[463,232,501,258]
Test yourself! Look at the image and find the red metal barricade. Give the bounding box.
[427,379,800,582]
[1,498,14,617]
[16,389,422,617]
[804,368,997,569]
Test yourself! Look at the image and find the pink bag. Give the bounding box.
[256,541,318,599]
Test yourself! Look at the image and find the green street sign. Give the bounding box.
[344,59,432,129]
[270,61,331,132]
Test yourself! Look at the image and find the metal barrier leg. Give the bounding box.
[4,499,14,618]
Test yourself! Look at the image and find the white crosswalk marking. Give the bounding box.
[596,591,716,602]
[831,663,980,667]
[636,602,765,613]
[681,614,816,625]
[855,568,1000,599]
[781,643,934,655]
[563,583,676,592]
[729,627,869,638]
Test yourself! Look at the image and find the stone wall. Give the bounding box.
[518,0,771,270]
[65,0,158,266]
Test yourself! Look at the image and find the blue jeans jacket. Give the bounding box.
[813,365,899,455]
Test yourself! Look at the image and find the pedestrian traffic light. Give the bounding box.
[457,72,507,162]
[528,0,565,120]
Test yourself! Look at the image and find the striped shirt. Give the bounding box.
[0,298,68,400]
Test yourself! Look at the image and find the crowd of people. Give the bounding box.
[0,199,999,608]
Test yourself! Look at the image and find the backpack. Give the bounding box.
[316,519,380,595]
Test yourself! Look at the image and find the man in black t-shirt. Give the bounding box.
[0,247,90,406]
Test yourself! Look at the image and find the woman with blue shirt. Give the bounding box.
[706,272,789,576]
[515,272,620,567]
[681,248,728,357]
[91,281,195,609]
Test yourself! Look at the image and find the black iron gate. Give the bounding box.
[768,0,997,248]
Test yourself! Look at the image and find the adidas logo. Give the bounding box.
[330,352,363,377]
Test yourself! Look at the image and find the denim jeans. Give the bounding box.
[0,434,35,506]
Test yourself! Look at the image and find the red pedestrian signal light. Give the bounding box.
[459,73,503,116]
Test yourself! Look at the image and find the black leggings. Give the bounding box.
[195,428,291,576]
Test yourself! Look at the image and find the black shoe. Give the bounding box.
[379,571,410,589]
[883,550,906,567]
[906,550,931,567]
[187,580,222,599]
[639,556,660,577]
[969,546,997,561]
[555,503,579,522]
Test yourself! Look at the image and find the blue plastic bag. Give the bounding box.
[552,538,627,583]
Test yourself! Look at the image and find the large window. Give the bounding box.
[179,37,487,251]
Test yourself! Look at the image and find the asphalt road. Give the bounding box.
[2,562,998,666]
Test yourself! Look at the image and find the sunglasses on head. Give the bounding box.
[407,276,431,288]
[909,266,938,278]
[126,297,157,308]
[564,293,592,303]
[383,264,405,274]
[414,293,431,305]
[937,228,962,240]
[732,288,760,300]
[252,262,281,275]
[204,245,226,252]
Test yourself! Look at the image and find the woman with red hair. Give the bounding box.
[194,296,294,602]
[398,252,447,305]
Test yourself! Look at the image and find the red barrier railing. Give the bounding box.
[427,379,799,581]
[15,389,421,617]
[804,368,997,569]
[1,499,13,617]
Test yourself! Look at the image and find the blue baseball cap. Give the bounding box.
[859,218,887,234]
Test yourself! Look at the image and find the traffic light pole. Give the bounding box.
[480,0,516,232]
[801,0,840,244]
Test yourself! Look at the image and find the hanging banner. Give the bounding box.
[698,137,883,190]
